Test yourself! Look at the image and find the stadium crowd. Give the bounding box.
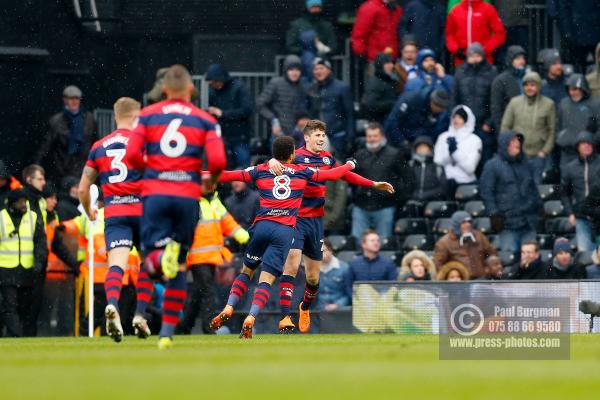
[2,0,600,337]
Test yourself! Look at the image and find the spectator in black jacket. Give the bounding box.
[361,53,399,124]
[560,131,600,252]
[409,136,447,202]
[351,123,411,243]
[547,238,587,279]
[308,57,354,157]
[540,48,568,111]
[453,43,498,164]
[257,55,308,142]
[490,45,526,131]
[55,176,80,222]
[206,64,254,168]
[398,0,445,56]
[556,0,600,71]
[223,181,260,230]
[508,240,548,279]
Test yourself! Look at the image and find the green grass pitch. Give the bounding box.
[1,334,599,399]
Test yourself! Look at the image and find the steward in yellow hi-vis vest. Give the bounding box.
[63,207,141,336]
[180,190,249,334]
[0,189,47,337]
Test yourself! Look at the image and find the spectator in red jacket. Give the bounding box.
[351,0,403,62]
[445,0,506,66]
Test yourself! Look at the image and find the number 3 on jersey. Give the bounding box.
[160,118,187,157]
[272,175,291,200]
[106,149,127,183]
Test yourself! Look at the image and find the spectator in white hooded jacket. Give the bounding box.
[434,105,482,197]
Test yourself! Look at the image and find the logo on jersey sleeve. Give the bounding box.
[323,157,331,165]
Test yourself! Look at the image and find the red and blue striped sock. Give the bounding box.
[300,282,319,311]
[279,275,294,317]
[159,271,187,338]
[104,266,124,308]
[135,268,154,315]
[249,282,271,317]
[227,273,251,308]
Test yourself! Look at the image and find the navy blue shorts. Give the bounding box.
[141,195,199,260]
[243,220,295,277]
[291,217,324,261]
[104,216,141,250]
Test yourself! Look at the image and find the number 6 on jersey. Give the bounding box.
[160,118,187,157]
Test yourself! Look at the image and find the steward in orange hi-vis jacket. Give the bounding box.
[180,191,249,334]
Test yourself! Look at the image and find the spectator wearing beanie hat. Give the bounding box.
[540,48,568,111]
[434,105,481,197]
[257,54,309,140]
[547,238,586,279]
[404,48,454,94]
[361,52,400,124]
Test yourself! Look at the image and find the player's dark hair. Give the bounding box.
[22,164,45,181]
[302,119,327,136]
[521,240,540,252]
[272,136,295,162]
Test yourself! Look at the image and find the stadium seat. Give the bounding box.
[538,184,559,200]
[545,217,575,235]
[575,251,593,268]
[432,218,453,235]
[337,251,359,264]
[394,218,429,235]
[402,234,433,251]
[539,250,553,263]
[379,251,398,264]
[537,234,555,249]
[543,200,565,217]
[327,235,349,252]
[380,236,398,251]
[487,234,500,249]
[474,217,492,234]
[464,200,486,217]
[424,201,458,218]
[455,184,479,202]
[498,250,515,266]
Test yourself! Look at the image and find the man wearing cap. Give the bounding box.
[384,86,450,147]
[547,238,586,279]
[432,210,496,279]
[308,57,354,157]
[501,71,556,184]
[361,52,400,123]
[560,131,600,252]
[35,85,97,183]
[490,45,527,131]
[0,189,47,337]
[404,48,453,94]
[480,131,540,255]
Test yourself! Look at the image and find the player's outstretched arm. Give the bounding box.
[341,170,395,194]
[214,169,250,183]
[312,159,356,182]
[78,166,99,221]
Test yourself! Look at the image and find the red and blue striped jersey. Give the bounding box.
[135,99,223,199]
[219,162,353,227]
[294,147,337,218]
[86,129,145,218]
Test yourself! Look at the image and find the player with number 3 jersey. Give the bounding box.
[80,97,152,343]
[133,65,226,350]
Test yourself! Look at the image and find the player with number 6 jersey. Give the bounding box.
[133,65,226,349]
[80,97,153,342]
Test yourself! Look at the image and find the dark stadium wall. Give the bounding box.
[0,0,362,174]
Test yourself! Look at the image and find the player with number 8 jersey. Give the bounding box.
[133,65,226,349]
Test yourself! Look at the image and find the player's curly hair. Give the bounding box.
[272,136,295,162]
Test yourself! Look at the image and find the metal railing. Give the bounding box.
[93,108,115,138]
[192,72,277,140]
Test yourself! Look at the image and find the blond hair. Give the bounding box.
[113,97,140,119]
[163,64,192,93]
